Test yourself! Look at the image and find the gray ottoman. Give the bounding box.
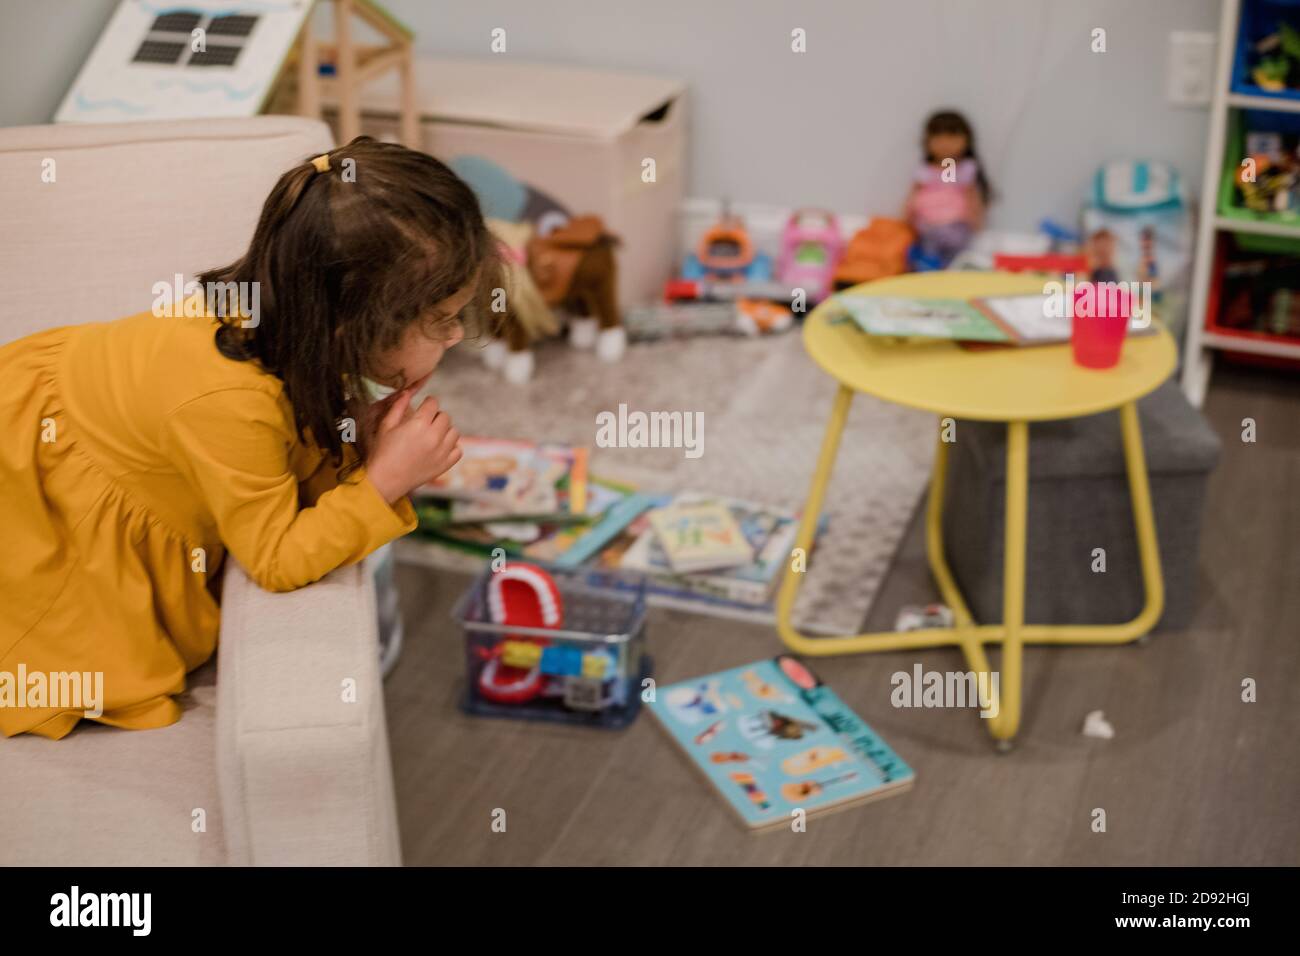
[941,379,1221,631]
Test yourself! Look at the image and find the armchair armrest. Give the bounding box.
[215,559,402,866]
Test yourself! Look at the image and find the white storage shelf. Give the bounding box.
[1183,0,1300,405]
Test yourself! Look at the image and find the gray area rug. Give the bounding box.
[398,331,934,634]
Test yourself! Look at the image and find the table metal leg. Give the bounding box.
[990,421,1029,741]
[775,394,1164,746]
[985,401,1164,645]
[925,436,974,627]
[927,435,1003,732]
[777,388,963,654]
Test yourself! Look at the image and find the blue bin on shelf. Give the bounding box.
[1231,0,1300,101]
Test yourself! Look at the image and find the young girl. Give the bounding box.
[905,110,992,268]
[0,138,500,739]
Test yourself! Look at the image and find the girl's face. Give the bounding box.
[927,131,969,162]
[367,279,474,392]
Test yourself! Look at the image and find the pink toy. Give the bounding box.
[776,209,844,304]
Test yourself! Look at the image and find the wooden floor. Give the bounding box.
[384,363,1300,865]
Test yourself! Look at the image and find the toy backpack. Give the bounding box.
[1091,160,1183,214]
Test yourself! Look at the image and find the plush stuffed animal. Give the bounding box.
[483,218,558,382]
[452,155,626,385]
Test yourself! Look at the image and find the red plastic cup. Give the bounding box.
[1071,282,1130,369]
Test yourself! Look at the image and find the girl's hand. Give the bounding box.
[363,369,434,434]
[366,388,462,504]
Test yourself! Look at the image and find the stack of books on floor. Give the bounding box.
[411,439,823,623]
[411,437,652,568]
[586,491,822,624]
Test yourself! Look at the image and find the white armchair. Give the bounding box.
[0,116,401,865]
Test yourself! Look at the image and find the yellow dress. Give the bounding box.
[0,307,416,739]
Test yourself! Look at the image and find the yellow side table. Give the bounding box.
[776,271,1178,748]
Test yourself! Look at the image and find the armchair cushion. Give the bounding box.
[0,116,400,866]
[0,664,227,865]
[217,559,402,866]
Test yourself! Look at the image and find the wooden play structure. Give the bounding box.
[292,0,420,148]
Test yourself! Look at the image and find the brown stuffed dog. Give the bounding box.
[484,215,625,385]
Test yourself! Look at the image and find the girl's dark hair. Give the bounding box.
[200,136,502,475]
[923,110,993,204]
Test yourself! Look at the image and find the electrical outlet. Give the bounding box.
[1167,31,1217,106]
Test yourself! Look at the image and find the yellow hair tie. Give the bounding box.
[310,153,331,173]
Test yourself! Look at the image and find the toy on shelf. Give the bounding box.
[1235,147,1300,214]
[833,218,914,290]
[681,207,773,283]
[1218,245,1300,339]
[776,209,844,303]
[451,155,626,385]
[1248,19,1300,92]
[456,563,650,727]
[905,110,992,270]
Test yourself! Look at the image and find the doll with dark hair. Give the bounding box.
[905,110,992,268]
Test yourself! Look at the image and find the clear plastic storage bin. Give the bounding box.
[453,566,651,729]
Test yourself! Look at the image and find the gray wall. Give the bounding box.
[0,0,119,126]
[0,0,1220,230]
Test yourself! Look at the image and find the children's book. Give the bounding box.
[648,501,753,573]
[575,565,781,626]
[970,293,1157,346]
[416,438,588,522]
[651,656,914,831]
[833,294,1011,342]
[834,292,1157,347]
[413,476,646,566]
[523,480,653,567]
[417,437,536,501]
[618,493,800,605]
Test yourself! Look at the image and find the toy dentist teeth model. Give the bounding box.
[476,563,564,705]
